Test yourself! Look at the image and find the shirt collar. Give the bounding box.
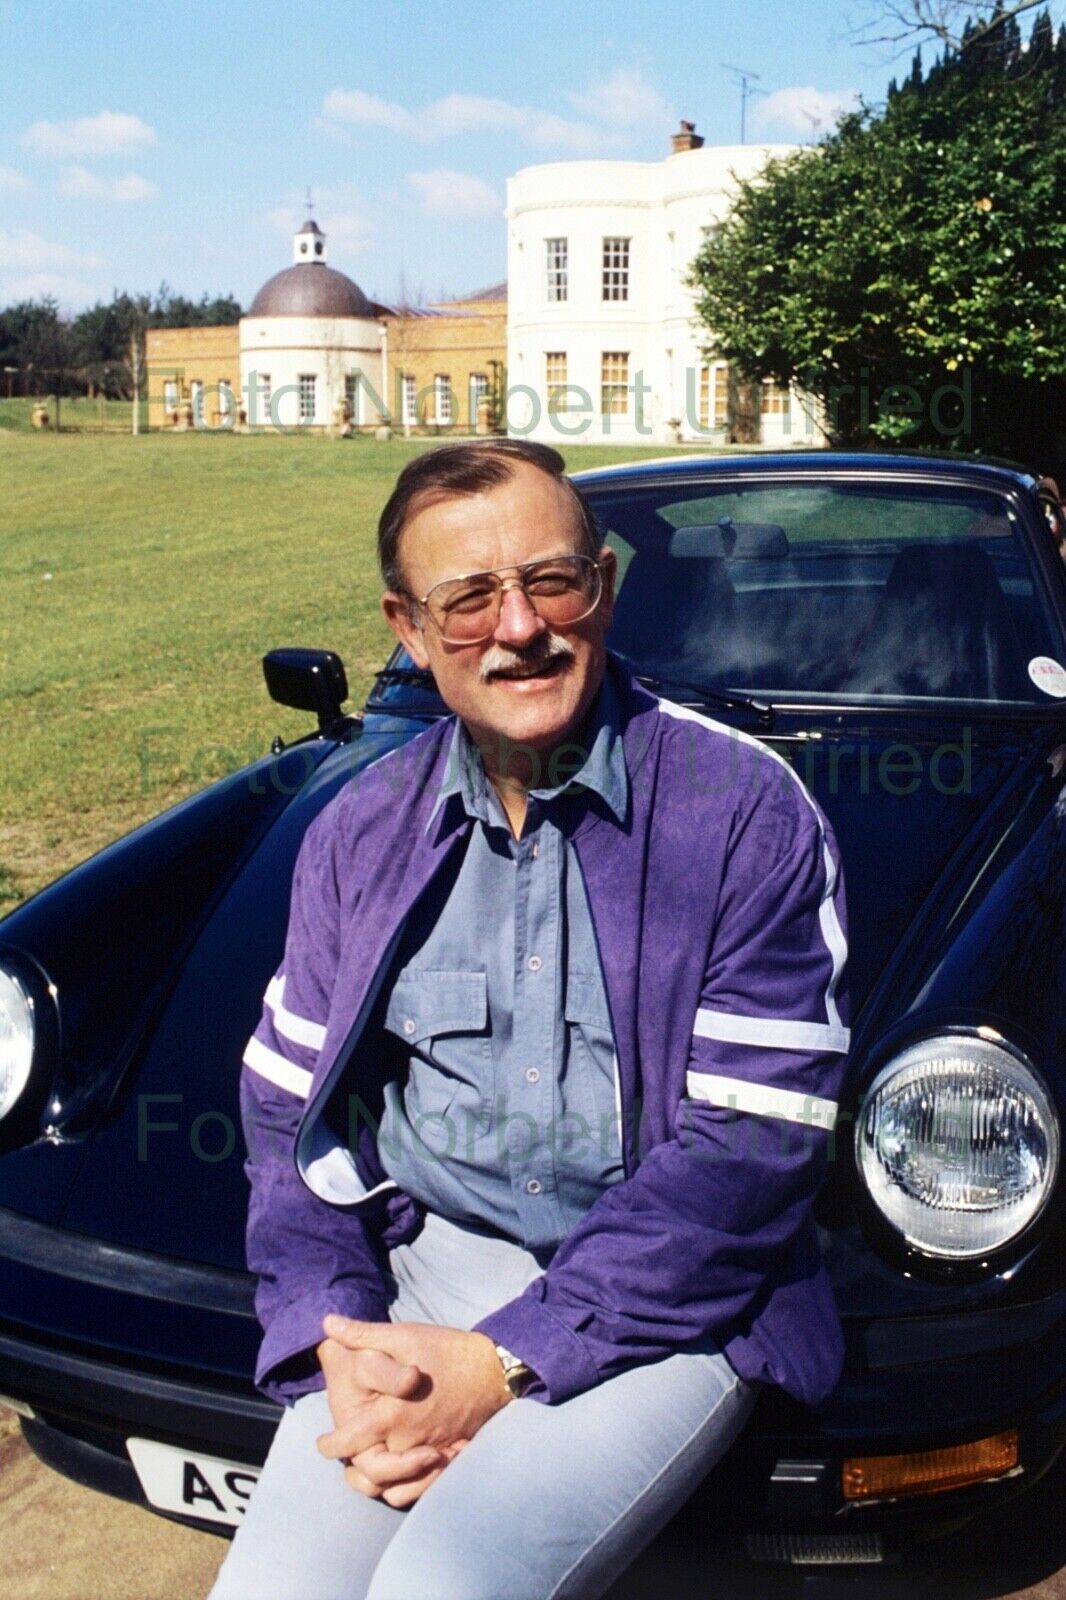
[427,668,629,835]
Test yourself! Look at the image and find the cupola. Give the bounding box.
[293,217,326,264]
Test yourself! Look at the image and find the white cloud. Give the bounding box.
[522,112,620,154]
[0,164,32,195]
[59,166,158,202]
[409,169,500,218]
[0,229,103,271]
[322,89,415,137]
[754,86,859,136]
[424,93,524,137]
[22,110,157,160]
[321,86,620,154]
[1,271,96,306]
[569,69,673,129]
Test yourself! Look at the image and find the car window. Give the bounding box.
[1039,492,1066,567]
[589,480,1060,705]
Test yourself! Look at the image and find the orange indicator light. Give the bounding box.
[842,1432,1019,1501]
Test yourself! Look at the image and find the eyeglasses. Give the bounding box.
[413,553,604,645]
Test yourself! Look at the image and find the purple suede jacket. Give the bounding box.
[240,659,851,1409]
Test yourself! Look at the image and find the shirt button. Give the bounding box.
[403,1019,416,1035]
[524,1067,540,1084]
[525,1178,543,1196]
[527,955,542,972]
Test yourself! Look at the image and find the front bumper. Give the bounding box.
[4,1310,1065,1557]
[2,1205,1065,1553]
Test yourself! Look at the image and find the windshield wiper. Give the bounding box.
[631,671,775,730]
[371,663,773,729]
[371,666,439,689]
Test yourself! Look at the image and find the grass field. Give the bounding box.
[0,426,687,907]
[0,396,145,433]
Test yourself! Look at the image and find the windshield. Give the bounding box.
[584,478,1059,706]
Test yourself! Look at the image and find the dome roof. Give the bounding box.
[248,262,374,319]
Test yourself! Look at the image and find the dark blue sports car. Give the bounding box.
[2,452,1065,1576]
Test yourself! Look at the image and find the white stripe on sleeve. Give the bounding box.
[264,974,327,1051]
[686,1069,838,1129]
[243,1035,313,1098]
[694,1007,850,1055]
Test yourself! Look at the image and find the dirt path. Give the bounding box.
[2,1408,1065,1600]
[0,1413,223,1600]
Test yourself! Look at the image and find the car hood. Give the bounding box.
[774,713,1049,1015]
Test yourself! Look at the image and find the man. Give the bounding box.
[211,439,849,1600]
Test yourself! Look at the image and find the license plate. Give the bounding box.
[126,1437,261,1528]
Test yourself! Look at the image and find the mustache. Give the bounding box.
[478,632,576,682]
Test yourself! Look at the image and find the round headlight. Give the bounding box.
[856,1032,1059,1259]
[0,967,35,1121]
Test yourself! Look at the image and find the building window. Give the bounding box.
[190,379,204,427]
[402,373,418,427]
[434,373,453,427]
[298,373,316,424]
[545,351,568,413]
[761,378,790,416]
[699,363,730,430]
[258,373,272,424]
[163,379,179,413]
[469,372,489,424]
[546,237,568,302]
[219,380,234,425]
[601,351,629,415]
[602,237,630,301]
[345,372,361,425]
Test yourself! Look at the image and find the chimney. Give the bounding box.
[671,119,704,154]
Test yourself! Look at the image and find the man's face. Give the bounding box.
[381,460,615,769]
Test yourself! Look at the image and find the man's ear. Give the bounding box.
[381,591,431,670]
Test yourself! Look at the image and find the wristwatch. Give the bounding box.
[493,1341,535,1399]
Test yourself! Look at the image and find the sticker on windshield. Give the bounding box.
[1028,656,1066,698]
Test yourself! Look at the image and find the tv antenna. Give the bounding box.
[720,63,766,144]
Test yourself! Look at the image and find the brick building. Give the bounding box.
[145,217,506,435]
[146,324,240,431]
[384,285,506,434]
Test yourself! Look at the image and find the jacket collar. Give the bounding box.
[428,663,630,838]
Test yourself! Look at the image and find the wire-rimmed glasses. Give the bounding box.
[413,553,604,645]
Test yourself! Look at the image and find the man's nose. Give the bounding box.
[493,581,546,647]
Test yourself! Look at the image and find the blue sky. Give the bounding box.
[0,0,904,312]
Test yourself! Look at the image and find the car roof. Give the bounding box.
[570,450,1038,496]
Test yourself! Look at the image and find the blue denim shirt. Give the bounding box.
[377,675,628,1250]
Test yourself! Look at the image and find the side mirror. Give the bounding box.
[262,648,349,732]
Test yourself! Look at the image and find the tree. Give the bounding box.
[688,7,1066,472]
[386,270,428,435]
[0,286,244,420]
[0,298,72,396]
[854,0,1055,55]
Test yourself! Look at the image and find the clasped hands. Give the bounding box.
[315,1314,511,1508]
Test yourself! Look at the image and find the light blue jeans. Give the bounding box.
[209,1213,758,1600]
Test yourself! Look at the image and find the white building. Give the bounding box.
[506,124,808,447]
[239,219,387,429]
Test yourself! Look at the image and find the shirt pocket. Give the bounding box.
[563,969,617,1135]
[385,968,491,1133]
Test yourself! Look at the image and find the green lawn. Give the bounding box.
[0,430,686,906]
[0,396,145,432]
